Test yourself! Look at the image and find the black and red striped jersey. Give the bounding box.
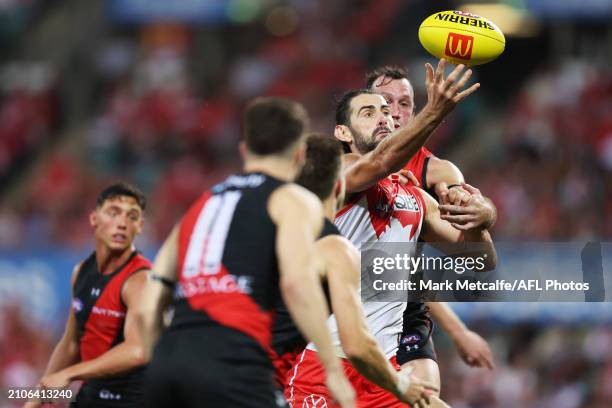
[71,250,151,395]
[170,172,286,351]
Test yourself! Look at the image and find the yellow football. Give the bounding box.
[418,10,505,66]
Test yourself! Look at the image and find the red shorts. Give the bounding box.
[285,349,409,408]
[272,348,302,390]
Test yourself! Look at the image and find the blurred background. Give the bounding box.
[0,0,611,406]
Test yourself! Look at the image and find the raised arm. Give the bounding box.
[321,235,436,405]
[269,184,355,408]
[344,60,479,193]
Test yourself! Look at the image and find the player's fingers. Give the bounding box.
[425,63,435,87]
[400,169,419,186]
[481,349,495,370]
[448,68,472,95]
[443,63,465,91]
[453,82,480,102]
[420,380,439,393]
[438,204,474,214]
[461,182,480,195]
[435,58,446,84]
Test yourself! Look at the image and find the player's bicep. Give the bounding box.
[324,239,366,332]
[426,158,464,189]
[270,186,322,280]
[121,270,148,342]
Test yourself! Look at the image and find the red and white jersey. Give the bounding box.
[308,177,426,358]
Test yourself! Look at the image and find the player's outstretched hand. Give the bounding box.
[397,366,438,406]
[453,328,495,370]
[438,183,495,230]
[326,368,356,408]
[424,59,480,119]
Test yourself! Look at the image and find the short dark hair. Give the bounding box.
[335,89,375,153]
[296,133,343,200]
[365,65,410,89]
[96,182,146,210]
[243,97,309,155]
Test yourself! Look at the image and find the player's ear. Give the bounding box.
[334,125,352,145]
[89,210,98,228]
[293,140,306,168]
[135,217,144,235]
[238,141,248,161]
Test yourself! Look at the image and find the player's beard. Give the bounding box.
[351,129,380,154]
[351,126,388,154]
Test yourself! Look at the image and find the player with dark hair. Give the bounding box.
[273,133,437,407]
[289,60,496,407]
[137,97,355,408]
[366,65,495,390]
[28,182,152,407]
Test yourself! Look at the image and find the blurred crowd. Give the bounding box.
[438,323,612,408]
[0,1,610,249]
[0,1,611,407]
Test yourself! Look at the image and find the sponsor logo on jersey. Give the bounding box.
[91,306,126,318]
[304,394,328,407]
[394,194,420,212]
[91,287,101,297]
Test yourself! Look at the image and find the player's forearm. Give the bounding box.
[426,302,467,341]
[43,337,80,376]
[137,281,172,357]
[460,228,496,270]
[61,341,147,381]
[282,275,343,374]
[344,332,401,398]
[373,107,442,176]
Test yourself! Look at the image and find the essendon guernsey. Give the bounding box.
[72,251,152,391]
[170,172,285,351]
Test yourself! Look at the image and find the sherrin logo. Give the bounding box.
[445,32,474,60]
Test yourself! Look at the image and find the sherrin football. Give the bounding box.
[418,10,505,66]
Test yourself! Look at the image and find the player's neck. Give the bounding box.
[322,196,336,221]
[95,244,134,275]
[243,157,299,182]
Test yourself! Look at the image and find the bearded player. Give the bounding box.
[288,60,497,407]
[274,133,437,407]
[366,66,496,390]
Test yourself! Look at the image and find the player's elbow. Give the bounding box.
[341,329,375,362]
[129,343,149,367]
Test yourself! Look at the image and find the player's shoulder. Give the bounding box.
[317,234,358,264]
[268,183,322,220]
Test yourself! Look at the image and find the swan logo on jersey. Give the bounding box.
[303,394,328,407]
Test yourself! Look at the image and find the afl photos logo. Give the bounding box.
[445,32,474,60]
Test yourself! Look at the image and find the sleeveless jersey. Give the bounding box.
[271,219,340,356]
[170,172,285,352]
[72,250,151,394]
[309,177,426,359]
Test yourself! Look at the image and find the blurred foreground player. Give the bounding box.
[274,134,437,406]
[137,98,355,408]
[27,183,151,407]
[289,61,496,407]
[366,66,495,385]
